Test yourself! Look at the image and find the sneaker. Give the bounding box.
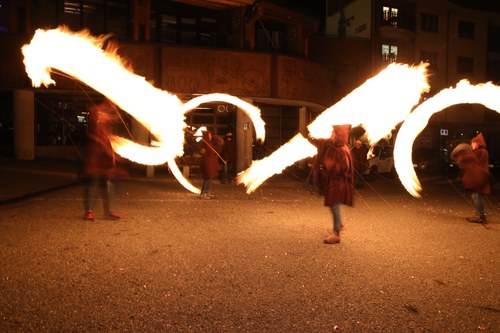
[466,215,486,224]
[103,211,121,220]
[324,234,341,244]
[200,193,211,200]
[83,210,94,221]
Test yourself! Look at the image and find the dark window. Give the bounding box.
[83,0,104,35]
[62,0,82,31]
[199,17,217,47]
[179,16,196,45]
[457,56,473,75]
[257,104,298,152]
[0,1,8,33]
[458,20,474,39]
[106,0,129,38]
[420,51,438,70]
[160,14,177,43]
[421,13,438,32]
[255,19,287,53]
[488,26,500,52]
[60,0,129,37]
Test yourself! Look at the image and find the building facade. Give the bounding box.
[0,0,330,174]
[313,0,500,163]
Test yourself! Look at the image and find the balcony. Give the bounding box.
[378,13,416,41]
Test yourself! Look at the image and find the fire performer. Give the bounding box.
[82,99,126,221]
[451,132,491,224]
[199,130,223,199]
[314,125,354,244]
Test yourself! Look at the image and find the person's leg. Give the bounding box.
[330,203,342,235]
[83,177,95,220]
[100,178,120,219]
[201,178,209,194]
[467,192,486,223]
[470,192,486,221]
[325,203,342,244]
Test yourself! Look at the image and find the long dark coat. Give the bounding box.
[83,103,116,178]
[200,131,221,179]
[317,125,354,207]
[455,133,491,195]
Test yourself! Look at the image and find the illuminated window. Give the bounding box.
[382,6,398,27]
[382,44,398,63]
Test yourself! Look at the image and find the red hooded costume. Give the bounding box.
[316,125,354,206]
[455,132,491,195]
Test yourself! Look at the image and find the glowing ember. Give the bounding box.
[394,80,500,197]
[22,27,265,194]
[238,63,429,193]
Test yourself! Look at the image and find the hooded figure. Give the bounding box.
[199,131,222,197]
[318,124,354,207]
[316,125,354,244]
[454,133,490,195]
[452,132,491,223]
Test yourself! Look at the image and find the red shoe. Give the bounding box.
[324,233,341,244]
[83,210,94,221]
[104,211,121,220]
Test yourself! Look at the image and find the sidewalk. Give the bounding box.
[0,157,179,205]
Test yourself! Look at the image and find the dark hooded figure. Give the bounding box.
[82,100,125,221]
[316,124,354,244]
[452,132,491,223]
[199,130,222,198]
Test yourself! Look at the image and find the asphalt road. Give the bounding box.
[0,168,499,332]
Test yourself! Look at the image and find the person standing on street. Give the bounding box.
[452,132,491,224]
[82,99,125,221]
[316,125,354,244]
[350,139,368,189]
[221,132,237,184]
[199,130,222,199]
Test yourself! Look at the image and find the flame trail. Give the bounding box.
[394,80,500,197]
[239,134,318,193]
[22,27,265,194]
[238,63,430,193]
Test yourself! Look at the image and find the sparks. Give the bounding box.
[22,27,265,194]
[394,80,500,197]
[238,63,430,193]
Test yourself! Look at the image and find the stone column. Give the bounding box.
[14,89,35,160]
[236,99,255,173]
[298,106,308,169]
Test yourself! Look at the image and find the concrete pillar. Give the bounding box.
[236,99,255,172]
[298,106,308,169]
[14,89,35,160]
[131,119,154,177]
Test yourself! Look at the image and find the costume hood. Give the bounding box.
[333,124,351,146]
[471,132,486,148]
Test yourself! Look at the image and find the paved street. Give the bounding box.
[0,159,499,332]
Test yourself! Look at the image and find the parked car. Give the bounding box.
[412,147,459,176]
[367,142,396,177]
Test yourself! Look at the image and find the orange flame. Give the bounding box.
[394,80,500,197]
[238,63,430,193]
[22,27,265,194]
